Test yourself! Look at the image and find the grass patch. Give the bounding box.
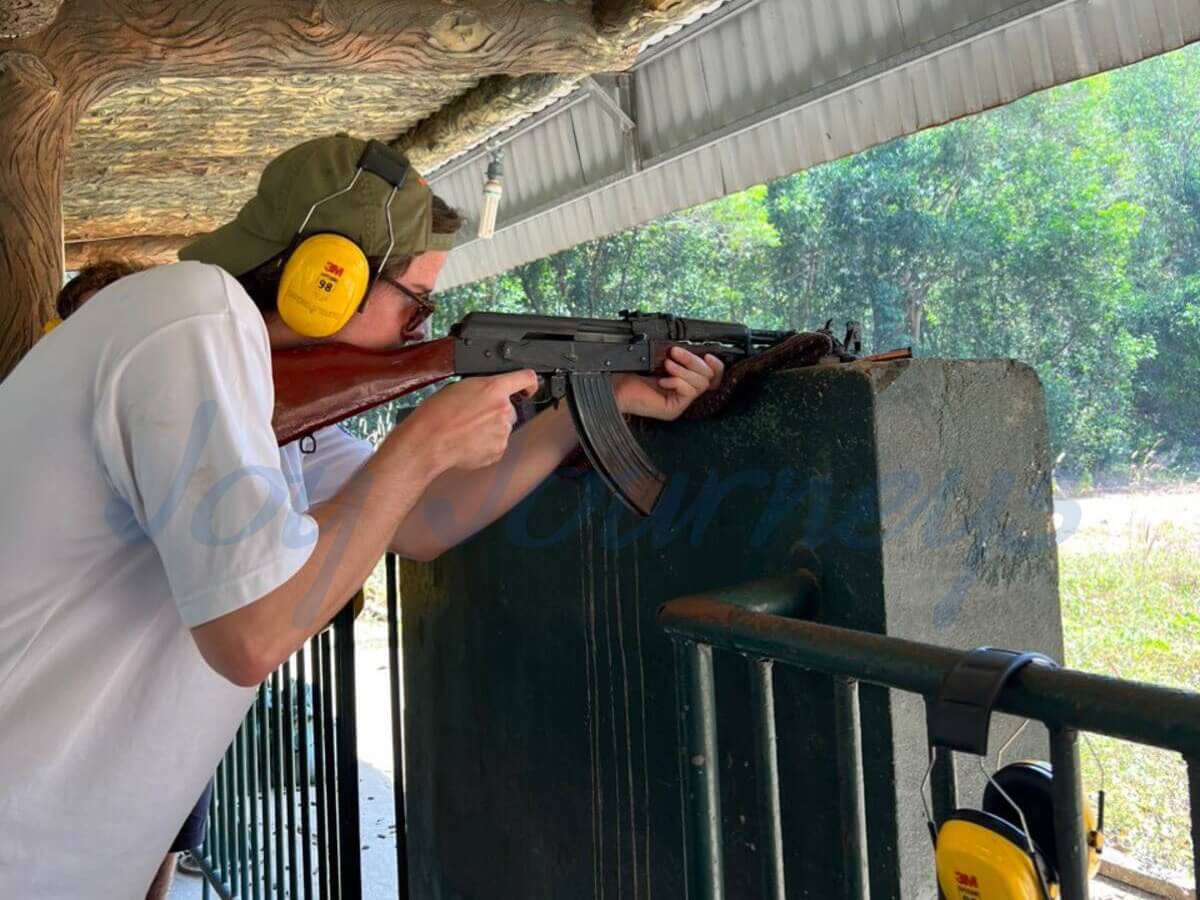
[1060,522,1200,878]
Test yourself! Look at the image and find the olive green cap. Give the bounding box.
[179,134,456,276]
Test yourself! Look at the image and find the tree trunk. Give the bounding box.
[0,49,82,379]
[615,228,639,311]
[517,260,549,315]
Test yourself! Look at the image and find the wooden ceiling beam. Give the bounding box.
[394,0,718,171]
[64,234,191,270]
[395,73,586,171]
[0,0,63,40]
[15,0,636,107]
[596,0,722,40]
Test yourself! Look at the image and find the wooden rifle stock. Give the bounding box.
[272,338,456,446]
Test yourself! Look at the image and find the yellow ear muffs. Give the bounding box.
[277,233,372,338]
[936,809,1057,899]
[983,761,1103,882]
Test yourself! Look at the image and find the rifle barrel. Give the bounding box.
[749,328,794,344]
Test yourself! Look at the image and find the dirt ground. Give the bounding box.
[1055,482,1200,555]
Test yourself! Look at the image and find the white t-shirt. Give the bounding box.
[0,262,372,898]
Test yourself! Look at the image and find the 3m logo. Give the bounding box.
[324,261,345,277]
[955,871,979,889]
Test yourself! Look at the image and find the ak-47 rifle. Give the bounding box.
[271,310,908,517]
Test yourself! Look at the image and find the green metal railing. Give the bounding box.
[195,601,363,900]
[658,574,1200,900]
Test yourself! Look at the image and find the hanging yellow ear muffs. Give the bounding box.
[935,807,1058,899]
[276,234,372,338]
[936,760,1104,899]
[924,648,1105,900]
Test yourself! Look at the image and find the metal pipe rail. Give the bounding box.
[659,584,1200,900]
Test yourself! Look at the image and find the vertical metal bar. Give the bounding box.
[258,687,274,897]
[832,677,870,900]
[321,629,341,900]
[386,554,410,900]
[680,640,724,900]
[928,744,957,900]
[283,659,300,900]
[224,747,237,895]
[271,669,287,900]
[248,701,261,900]
[334,603,363,900]
[1188,755,1200,897]
[209,773,224,887]
[206,769,217,881]
[236,722,250,899]
[924,698,958,900]
[1049,728,1089,900]
[297,646,315,900]
[311,634,330,900]
[929,748,958,828]
[749,659,786,900]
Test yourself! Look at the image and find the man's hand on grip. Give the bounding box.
[407,369,539,471]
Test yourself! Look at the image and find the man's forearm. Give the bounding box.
[390,403,580,561]
[192,417,446,685]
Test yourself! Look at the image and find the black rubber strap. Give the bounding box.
[930,647,1057,755]
[358,139,410,189]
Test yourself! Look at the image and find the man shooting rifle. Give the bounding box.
[0,134,722,899]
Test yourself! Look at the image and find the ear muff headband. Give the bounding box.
[277,234,371,338]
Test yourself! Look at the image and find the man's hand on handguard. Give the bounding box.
[613,345,725,420]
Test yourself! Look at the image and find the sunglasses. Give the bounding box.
[378,272,437,329]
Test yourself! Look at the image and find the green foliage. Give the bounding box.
[430,44,1200,476]
[1060,517,1200,876]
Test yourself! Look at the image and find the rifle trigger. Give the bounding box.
[566,371,666,517]
[532,372,569,408]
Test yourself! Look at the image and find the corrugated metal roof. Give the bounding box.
[431,0,1200,290]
